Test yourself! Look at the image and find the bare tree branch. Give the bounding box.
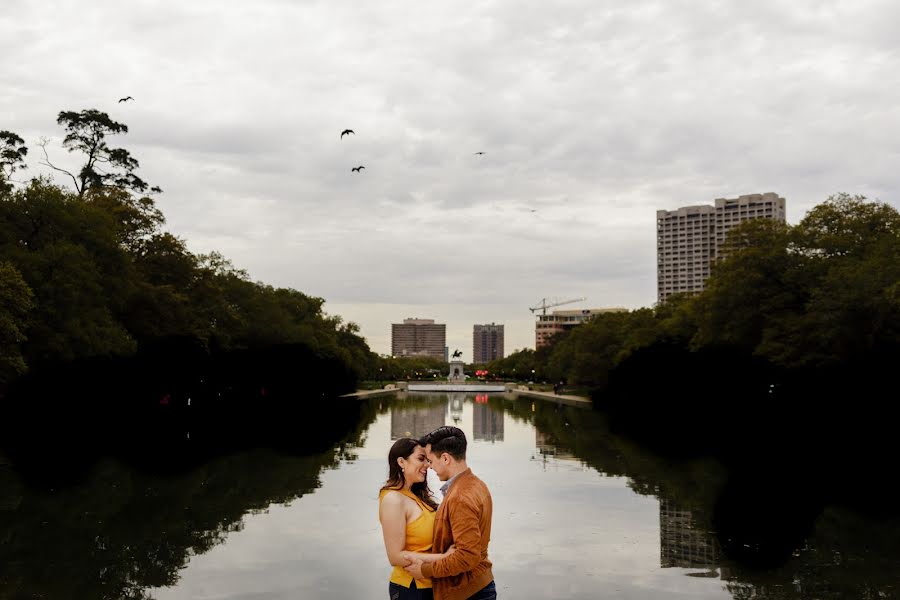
[37,137,81,193]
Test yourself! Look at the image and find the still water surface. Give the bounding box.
[2,393,898,599]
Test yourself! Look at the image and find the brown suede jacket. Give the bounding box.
[421,468,494,600]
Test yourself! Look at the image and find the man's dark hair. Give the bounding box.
[420,425,467,460]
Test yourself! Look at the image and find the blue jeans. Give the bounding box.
[467,581,497,600]
[389,580,433,600]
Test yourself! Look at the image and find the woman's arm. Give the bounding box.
[379,492,411,567]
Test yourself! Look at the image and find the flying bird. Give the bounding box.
[474,151,485,155]
[341,129,355,139]
[351,166,365,172]
[118,96,134,103]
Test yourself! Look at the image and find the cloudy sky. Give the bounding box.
[2,1,899,359]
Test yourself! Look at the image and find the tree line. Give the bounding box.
[488,195,900,459]
[0,111,374,395]
[489,193,900,389]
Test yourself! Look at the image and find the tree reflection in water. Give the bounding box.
[3,395,899,600]
[497,396,900,600]
[0,398,380,600]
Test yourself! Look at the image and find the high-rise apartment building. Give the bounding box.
[473,323,504,364]
[657,192,786,303]
[391,318,447,359]
[535,308,627,349]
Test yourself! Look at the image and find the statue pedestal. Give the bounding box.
[447,360,466,383]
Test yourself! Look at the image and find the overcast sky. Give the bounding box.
[3,1,899,360]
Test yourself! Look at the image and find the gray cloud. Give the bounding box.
[3,0,898,358]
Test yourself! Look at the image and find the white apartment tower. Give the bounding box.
[657,192,786,303]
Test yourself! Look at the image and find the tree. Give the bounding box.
[84,187,165,252]
[784,194,900,368]
[0,180,136,363]
[793,193,900,260]
[0,130,28,193]
[0,261,34,383]
[39,109,160,196]
[691,218,801,356]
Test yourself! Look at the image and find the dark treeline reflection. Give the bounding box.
[0,393,381,600]
[496,397,900,600]
[0,336,362,482]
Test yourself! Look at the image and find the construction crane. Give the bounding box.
[529,297,586,316]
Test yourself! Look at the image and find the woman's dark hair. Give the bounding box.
[419,425,467,460]
[381,437,437,510]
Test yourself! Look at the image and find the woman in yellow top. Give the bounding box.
[379,437,454,600]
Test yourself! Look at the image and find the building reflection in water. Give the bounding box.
[391,398,448,440]
[472,397,504,442]
[659,497,721,577]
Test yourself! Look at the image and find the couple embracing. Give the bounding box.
[378,426,497,600]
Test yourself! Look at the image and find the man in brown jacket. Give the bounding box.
[404,426,496,600]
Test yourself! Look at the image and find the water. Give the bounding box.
[1,393,898,599]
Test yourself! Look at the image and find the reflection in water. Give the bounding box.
[473,401,504,442]
[659,498,720,575]
[0,399,380,600]
[534,430,576,461]
[0,452,343,600]
[448,392,464,424]
[505,396,900,599]
[3,395,900,600]
[390,397,448,439]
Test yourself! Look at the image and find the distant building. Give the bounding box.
[391,318,447,360]
[535,308,627,349]
[657,192,787,303]
[473,323,504,364]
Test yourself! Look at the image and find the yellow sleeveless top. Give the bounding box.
[379,488,436,589]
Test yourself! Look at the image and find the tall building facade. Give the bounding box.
[473,323,504,364]
[657,192,786,303]
[391,318,447,359]
[535,308,627,349]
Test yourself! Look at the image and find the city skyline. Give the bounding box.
[4,2,899,363]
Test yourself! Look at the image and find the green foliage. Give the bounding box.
[0,176,373,387]
[0,179,136,363]
[0,261,33,382]
[485,348,529,380]
[517,194,900,390]
[369,354,447,380]
[0,130,28,193]
[0,103,378,385]
[691,219,801,356]
[693,194,900,369]
[85,187,165,252]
